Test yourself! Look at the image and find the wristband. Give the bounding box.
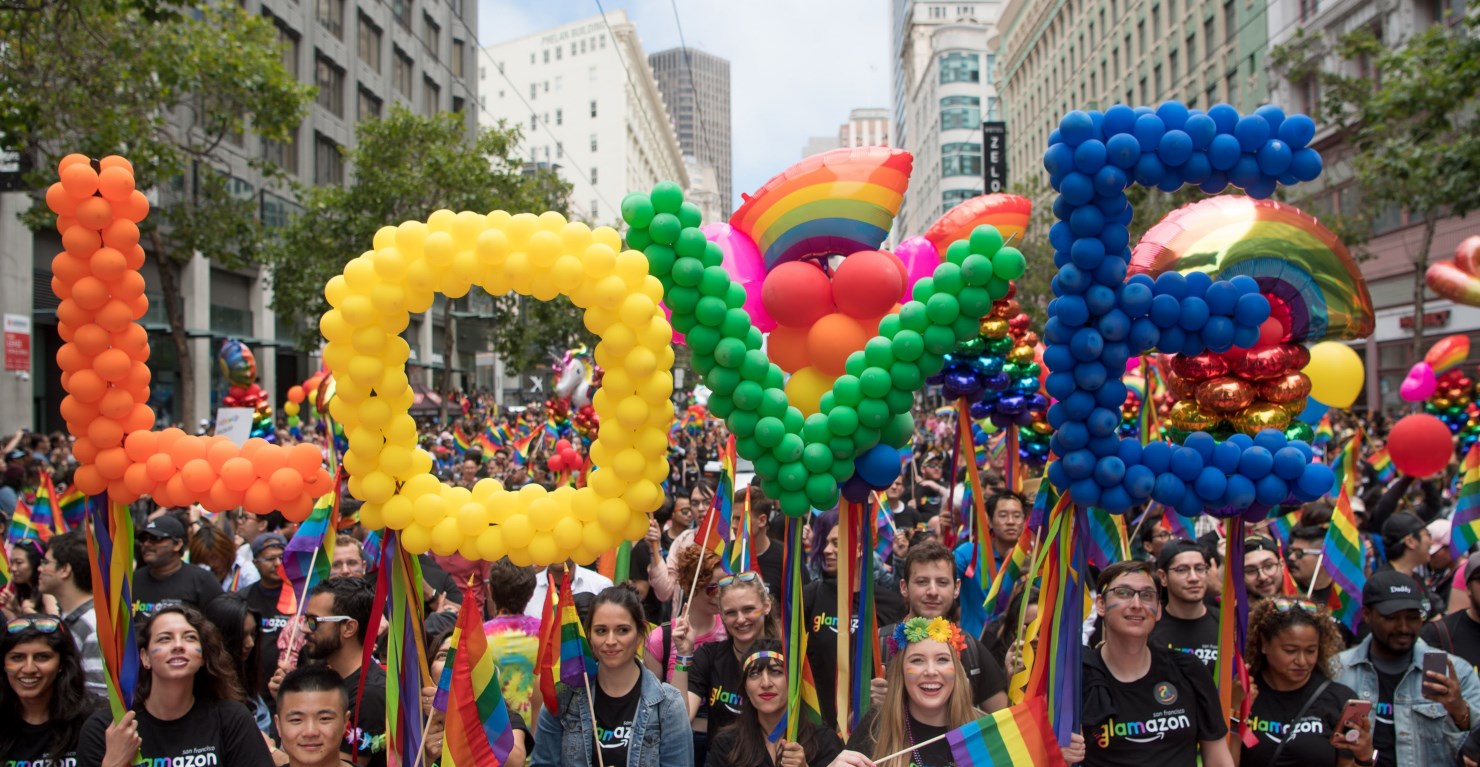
[675,653,694,663]
[674,661,691,673]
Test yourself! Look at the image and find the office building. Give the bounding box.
[649,47,733,218]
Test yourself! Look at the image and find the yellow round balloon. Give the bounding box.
[1303,341,1364,408]
[324,210,673,564]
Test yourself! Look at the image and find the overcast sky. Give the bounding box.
[479,0,891,213]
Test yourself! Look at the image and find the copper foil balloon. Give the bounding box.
[1168,399,1222,431]
[1195,376,1257,414]
[1229,344,1293,381]
[1171,352,1230,383]
[1163,367,1199,400]
[1285,344,1311,371]
[1257,371,1313,404]
[1231,402,1292,435]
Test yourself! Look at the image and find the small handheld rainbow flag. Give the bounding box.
[281,490,337,605]
[1368,447,1395,484]
[781,517,822,742]
[982,533,1029,624]
[1453,444,1480,558]
[945,697,1066,767]
[55,485,87,532]
[35,472,66,535]
[1084,507,1128,567]
[1321,486,1367,632]
[558,572,597,691]
[452,425,474,453]
[6,496,48,544]
[438,581,516,767]
[1159,508,1196,542]
[1314,414,1334,447]
[510,432,536,466]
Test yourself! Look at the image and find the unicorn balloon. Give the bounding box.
[553,345,601,408]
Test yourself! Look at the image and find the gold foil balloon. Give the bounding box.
[1434,396,1454,410]
[1257,372,1313,404]
[1195,377,1257,414]
[980,318,1009,338]
[1008,344,1036,364]
[1168,399,1222,431]
[1231,402,1292,435]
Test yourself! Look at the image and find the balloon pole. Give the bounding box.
[1306,550,1325,599]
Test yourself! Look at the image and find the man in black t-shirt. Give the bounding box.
[1423,552,1480,668]
[242,532,292,702]
[131,514,223,615]
[294,576,385,767]
[1150,541,1219,671]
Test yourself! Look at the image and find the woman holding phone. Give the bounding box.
[1239,597,1372,767]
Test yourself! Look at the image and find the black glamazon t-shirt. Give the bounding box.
[1374,668,1400,767]
[78,698,274,767]
[5,719,80,767]
[593,677,641,767]
[688,639,746,734]
[1240,675,1355,767]
[343,663,388,767]
[1422,610,1480,670]
[879,621,1009,706]
[1081,645,1227,767]
[130,564,224,615]
[846,708,953,766]
[1148,611,1219,670]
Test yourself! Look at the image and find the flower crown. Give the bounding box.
[889,616,967,655]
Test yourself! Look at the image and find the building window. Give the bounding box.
[393,48,414,99]
[423,76,440,114]
[1226,68,1238,104]
[314,133,343,186]
[590,167,598,184]
[530,82,537,100]
[1152,5,1160,37]
[391,0,411,30]
[1186,34,1196,74]
[939,95,980,131]
[315,54,344,117]
[543,49,549,64]
[590,133,598,151]
[358,87,382,120]
[451,39,464,78]
[530,115,536,131]
[556,142,563,158]
[591,200,599,219]
[261,192,302,229]
[1205,18,1215,53]
[984,53,996,85]
[316,0,343,39]
[1224,0,1235,42]
[452,96,464,113]
[942,188,979,214]
[1153,65,1162,98]
[1169,51,1178,84]
[590,99,597,118]
[358,14,381,72]
[555,108,563,126]
[941,142,983,177]
[1137,19,1144,55]
[269,15,300,79]
[939,52,980,84]
[985,96,1000,121]
[262,127,298,174]
[422,13,439,61]
[1300,75,1321,119]
[1299,0,1317,20]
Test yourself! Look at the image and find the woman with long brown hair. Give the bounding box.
[77,605,273,767]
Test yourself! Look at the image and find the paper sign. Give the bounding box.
[213,407,255,445]
[4,314,30,372]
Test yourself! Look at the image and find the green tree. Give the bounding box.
[2,0,313,426]
[267,107,577,422]
[1274,4,1480,363]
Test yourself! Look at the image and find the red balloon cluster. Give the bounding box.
[1162,334,1312,437]
[546,439,585,474]
[223,383,267,409]
[571,404,599,439]
[545,398,570,422]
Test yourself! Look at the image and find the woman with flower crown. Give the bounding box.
[829,616,1085,767]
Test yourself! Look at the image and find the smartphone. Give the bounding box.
[1339,699,1372,726]
[1425,651,1450,678]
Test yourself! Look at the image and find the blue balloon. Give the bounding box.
[1071,479,1102,506]
[1226,432,1254,450]
[1298,398,1330,424]
[1208,103,1240,133]
[1199,171,1229,194]
[1184,431,1217,460]
[1238,446,1274,479]
[1154,473,1188,506]
[1063,391,1096,420]
[1178,331,1204,357]
[1234,115,1272,152]
[1073,361,1108,390]
[1234,293,1272,327]
[1119,282,1153,317]
[1134,154,1166,186]
[1183,114,1217,148]
[1195,467,1228,501]
[1158,326,1186,354]
[1258,140,1293,176]
[1246,178,1278,199]
[1170,447,1204,481]
[1075,139,1108,173]
[1297,463,1336,499]
[1223,475,1257,509]
[1060,110,1096,145]
[1100,223,1131,254]
[1125,464,1156,499]
[1160,129,1194,166]
[1058,263,1091,294]
[1061,172,1095,205]
[1097,380,1130,409]
[1128,318,1160,352]
[1279,114,1316,149]
[1087,406,1121,438]
[1175,494,1205,518]
[1088,435,1122,458]
[1202,316,1235,352]
[1094,165,1129,196]
[1181,152,1212,184]
[1142,441,1173,473]
[1211,441,1243,474]
[1071,205,1107,238]
[1049,221,1074,252]
[1150,294,1182,328]
[1095,255,1128,286]
[1095,456,1127,487]
[1184,270,1213,298]
[1179,296,1211,331]
[1085,284,1118,316]
[1154,271,1189,299]
[1272,447,1307,481]
[1044,142,1076,176]
[1106,133,1142,169]
[1156,101,1191,130]
[1205,281,1238,315]
[1047,460,1070,491]
[841,474,873,503]
[1098,308,1131,342]
[1291,440,1315,463]
[1256,104,1286,133]
[1133,114,1166,149]
[1156,174,1184,193]
[1291,148,1323,182]
[1116,437,1143,465]
[1055,294,1089,327]
[856,444,901,487]
[1255,474,1290,507]
[1062,449,1097,480]
[1208,134,1242,171]
[1101,486,1133,512]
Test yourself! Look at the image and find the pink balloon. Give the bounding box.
[703,223,773,333]
[1125,356,1142,373]
[895,236,941,294]
[1399,362,1438,402]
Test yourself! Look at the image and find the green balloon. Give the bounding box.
[650,181,685,214]
[819,392,836,413]
[728,409,759,438]
[720,308,752,339]
[628,228,656,257]
[713,337,748,368]
[829,459,854,483]
[833,376,863,407]
[803,413,831,443]
[764,366,785,392]
[933,263,964,294]
[689,350,714,374]
[779,490,810,518]
[802,443,834,472]
[649,213,681,245]
[986,335,1013,354]
[923,325,957,355]
[911,277,936,303]
[745,326,765,352]
[621,193,656,228]
[675,227,709,259]
[925,294,961,325]
[672,312,698,336]
[699,266,732,297]
[919,353,946,377]
[702,244,725,269]
[827,405,859,436]
[806,474,840,508]
[678,201,704,228]
[732,381,763,410]
[957,337,985,354]
[845,352,866,378]
[891,330,924,362]
[959,254,994,287]
[774,434,804,463]
[851,426,881,452]
[958,286,994,319]
[952,314,980,342]
[829,437,854,459]
[755,416,786,448]
[724,283,747,310]
[859,367,893,399]
[761,477,783,500]
[707,365,741,396]
[992,246,1026,280]
[885,388,914,415]
[890,361,923,392]
[986,276,1011,301]
[882,412,915,447]
[758,388,790,419]
[667,285,700,314]
[878,314,902,340]
[709,393,734,419]
[695,296,729,327]
[969,225,1004,256]
[858,398,891,429]
[740,349,771,382]
[686,325,721,355]
[734,434,760,459]
[778,463,808,492]
[863,337,894,368]
[782,407,805,434]
[945,240,971,266]
[755,455,781,481]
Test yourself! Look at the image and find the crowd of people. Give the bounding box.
[6,401,1480,766]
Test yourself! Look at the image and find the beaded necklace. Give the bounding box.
[902,708,927,767]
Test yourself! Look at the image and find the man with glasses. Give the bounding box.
[1243,536,1283,604]
[1150,540,1219,671]
[242,532,292,705]
[1335,569,1480,767]
[955,491,1027,638]
[131,514,222,614]
[292,577,384,767]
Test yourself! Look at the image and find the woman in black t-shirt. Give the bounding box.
[676,570,779,735]
[704,639,842,767]
[1238,597,1373,767]
[78,605,273,767]
[0,614,97,765]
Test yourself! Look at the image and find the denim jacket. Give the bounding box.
[530,665,692,767]
[1333,636,1480,766]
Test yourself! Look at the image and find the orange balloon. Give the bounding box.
[127,294,148,320]
[113,323,148,359]
[242,481,277,516]
[181,459,216,494]
[118,191,149,223]
[113,271,146,303]
[73,323,111,357]
[59,395,98,426]
[87,417,124,449]
[302,470,330,498]
[58,154,91,172]
[98,156,133,174]
[280,495,313,523]
[50,276,71,301]
[61,227,100,259]
[124,463,154,497]
[71,276,109,311]
[69,370,106,403]
[97,389,134,419]
[94,348,133,382]
[124,404,155,433]
[206,439,239,472]
[71,438,98,466]
[287,385,306,404]
[124,245,145,270]
[807,313,870,377]
[101,219,139,250]
[170,435,208,468]
[59,163,99,199]
[75,197,112,230]
[269,467,304,501]
[55,299,89,329]
[155,428,184,457]
[91,247,128,282]
[107,479,133,503]
[73,465,105,495]
[252,445,288,479]
[767,325,811,374]
[206,480,242,514]
[95,447,129,480]
[55,215,78,234]
[95,300,134,333]
[221,457,256,492]
[124,361,151,392]
[57,322,75,342]
[239,437,269,463]
[56,343,88,373]
[46,183,78,217]
[163,475,189,508]
[124,430,159,462]
[97,166,135,202]
[288,443,323,476]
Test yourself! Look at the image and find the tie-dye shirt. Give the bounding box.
[483,614,541,720]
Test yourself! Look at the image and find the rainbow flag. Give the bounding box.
[0,543,10,590]
[717,437,749,574]
[477,425,500,456]
[1320,486,1366,632]
[1368,447,1395,483]
[982,532,1030,624]
[1267,508,1300,545]
[510,432,536,466]
[1330,428,1362,498]
[452,425,474,453]
[56,486,87,532]
[557,573,596,690]
[535,573,560,714]
[1314,414,1334,447]
[84,495,139,720]
[438,579,515,767]
[36,472,65,535]
[1084,507,1127,567]
[1024,497,1085,745]
[946,697,1066,767]
[6,496,48,544]
[782,517,822,741]
[281,491,336,613]
[385,531,431,767]
[1159,508,1196,542]
[1452,444,1480,558]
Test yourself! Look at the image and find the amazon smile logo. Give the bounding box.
[1095,713,1192,748]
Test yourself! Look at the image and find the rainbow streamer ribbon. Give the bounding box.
[946,697,1067,767]
[782,518,823,741]
[1321,486,1367,632]
[1452,444,1480,558]
[1024,495,1083,745]
[384,531,430,767]
[282,489,337,608]
[1215,528,1257,747]
[848,501,882,735]
[84,495,138,722]
[438,580,516,767]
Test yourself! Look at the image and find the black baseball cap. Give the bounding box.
[1156,539,1208,570]
[251,532,288,557]
[1246,536,1281,557]
[1362,570,1427,616]
[1382,511,1427,549]
[140,515,186,541]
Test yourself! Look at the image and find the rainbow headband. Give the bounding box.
[889,616,967,655]
[743,650,785,671]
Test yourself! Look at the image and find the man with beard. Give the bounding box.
[131,514,223,614]
[1242,536,1283,605]
[295,577,383,767]
[1149,540,1218,671]
[1335,570,1480,767]
[955,491,1027,638]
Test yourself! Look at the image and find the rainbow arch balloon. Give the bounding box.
[1128,196,1374,343]
[924,193,1032,255]
[730,146,912,270]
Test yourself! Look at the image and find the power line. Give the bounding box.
[590,0,686,191]
[664,0,718,181]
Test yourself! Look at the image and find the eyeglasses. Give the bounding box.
[302,615,352,632]
[1167,564,1209,576]
[7,617,61,634]
[1287,547,1316,560]
[706,571,760,596]
[1104,586,1158,603]
[1151,531,1174,541]
[137,534,172,545]
[1271,598,1318,615]
[1247,561,1282,577]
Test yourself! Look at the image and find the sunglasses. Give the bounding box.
[1271,597,1318,615]
[7,617,61,634]
[302,615,352,632]
[705,571,760,596]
